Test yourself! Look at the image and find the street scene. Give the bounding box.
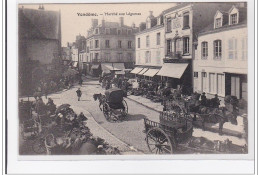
[19,2,248,155]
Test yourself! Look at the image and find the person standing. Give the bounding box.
[76,88,82,101]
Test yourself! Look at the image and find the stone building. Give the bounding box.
[86,17,138,76]
[132,11,165,79]
[18,6,61,95]
[193,4,247,100]
[156,2,236,93]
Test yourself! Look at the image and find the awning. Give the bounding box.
[113,63,125,70]
[115,71,125,75]
[130,67,143,74]
[143,69,160,77]
[157,63,188,79]
[73,62,78,67]
[91,64,100,69]
[138,68,149,75]
[101,63,113,72]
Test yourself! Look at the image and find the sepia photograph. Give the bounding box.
[17,2,249,157]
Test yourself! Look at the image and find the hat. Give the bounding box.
[215,94,218,97]
[202,92,206,95]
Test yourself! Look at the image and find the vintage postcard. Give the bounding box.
[17,2,252,159]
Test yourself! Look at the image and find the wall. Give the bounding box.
[135,26,165,66]
[26,39,59,64]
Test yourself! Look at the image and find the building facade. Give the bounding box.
[86,17,138,76]
[156,2,237,92]
[18,6,61,95]
[135,12,165,68]
[193,4,247,100]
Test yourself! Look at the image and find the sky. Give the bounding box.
[19,3,176,46]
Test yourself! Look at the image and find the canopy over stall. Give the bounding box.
[130,67,143,74]
[101,63,113,74]
[113,63,125,70]
[157,63,188,79]
[91,64,100,70]
[115,71,125,75]
[143,69,160,77]
[137,68,149,75]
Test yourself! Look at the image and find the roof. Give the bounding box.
[199,6,247,36]
[162,3,191,14]
[19,8,60,40]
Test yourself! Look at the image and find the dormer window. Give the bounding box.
[105,28,110,34]
[215,18,222,28]
[146,19,151,29]
[95,28,99,34]
[229,6,239,25]
[230,13,238,25]
[117,29,121,35]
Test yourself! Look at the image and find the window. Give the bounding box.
[202,72,207,77]
[145,51,151,63]
[127,53,132,61]
[104,53,110,62]
[95,40,99,48]
[157,33,161,45]
[90,41,93,49]
[118,40,122,48]
[94,53,99,60]
[127,29,132,35]
[87,47,89,53]
[217,74,225,95]
[241,37,247,60]
[166,18,171,32]
[228,38,237,59]
[117,29,121,35]
[90,53,93,62]
[117,53,123,61]
[138,38,140,48]
[183,37,189,54]
[105,28,110,34]
[214,40,222,59]
[95,28,99,34]
[209,73,216,93]
[156,50,161,64]
[183,12,190,29]
[215,18,222,28]
[194,72,198,78]
[167,40,172,55]
[201,42,208,59]
[105,40,110,48]
[175,39,182,53]
[128,41,132,49]
[230,14,238,25]
[146,36,150,47]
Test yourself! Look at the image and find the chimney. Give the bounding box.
[91,19,98,28]
[132,23,136,28]
[149,11,153,17]
[119,17,124,27]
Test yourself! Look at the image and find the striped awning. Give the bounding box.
[143,69,160,77]
[137,68,149,75]
[130,67,143,74]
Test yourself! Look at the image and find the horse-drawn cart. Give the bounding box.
[102,88,128,122]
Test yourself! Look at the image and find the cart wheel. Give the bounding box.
[146,127,175,154]
[103,102,112,121]
[32,138,46,154]
[121,100,128,116]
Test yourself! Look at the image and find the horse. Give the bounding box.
[195,106,238,135]
[93,93,106,111]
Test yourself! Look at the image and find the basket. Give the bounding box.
[45,134,56,155]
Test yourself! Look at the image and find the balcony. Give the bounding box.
[165,52,182,59]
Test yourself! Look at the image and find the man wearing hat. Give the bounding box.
[76,88,82,101]
[212,94,221,108]
[200,92,207,106]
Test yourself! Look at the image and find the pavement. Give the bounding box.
[20,77,247,155]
